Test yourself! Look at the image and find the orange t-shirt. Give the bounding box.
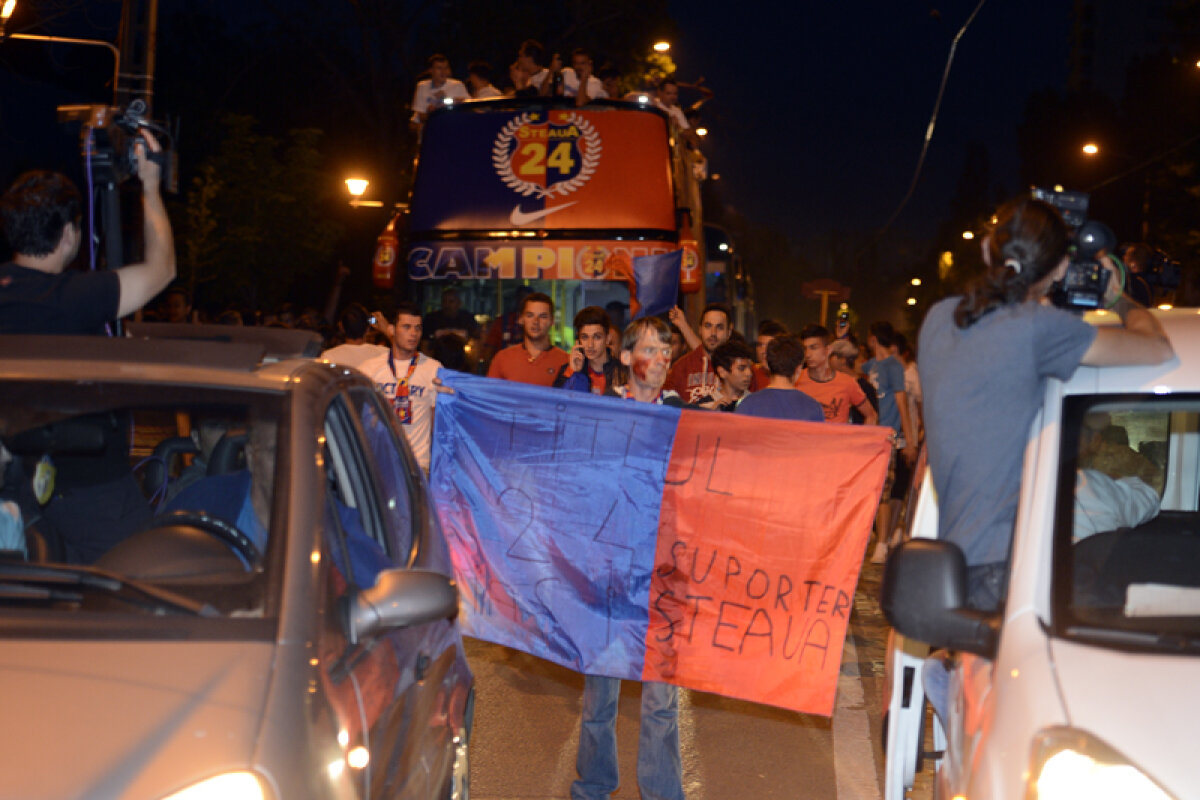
[487,343,570,386]
[794,370,867,423]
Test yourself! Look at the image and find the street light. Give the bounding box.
[695,127,708,138]
[1,0,15,32]
[1082,142,1100,156]
[911,278,922,286]
[0,0,120,102]
[961,230,975,240]
[906,297,917,306]
[344,176,408,211]
[653,41,671,53]
[345,177,385,207]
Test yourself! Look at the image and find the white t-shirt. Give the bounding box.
[411,78,469,122]
[321,342,388,370]
[561,69,607,99]
[472,84,503,100]
[904,361,922,442]
[528,68,550,93]
[1073,469,1160,542]
[360,351,442,472]
[653,98,689,131]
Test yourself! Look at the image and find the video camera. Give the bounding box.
[58,100,176,192]
[1128,244,1182,296]
[1031,186,1116,312]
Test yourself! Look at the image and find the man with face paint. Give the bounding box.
[573,316,684,800]
[554,306,617,394]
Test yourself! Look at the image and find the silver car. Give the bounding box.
[0,329,472,800]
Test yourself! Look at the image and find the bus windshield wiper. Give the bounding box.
[0,562,219,617]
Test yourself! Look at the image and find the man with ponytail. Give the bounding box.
[917,196,1173,611]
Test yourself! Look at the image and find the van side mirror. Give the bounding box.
[881,540,999,658]
[345,569,459,645]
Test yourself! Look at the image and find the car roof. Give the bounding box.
[1070,307,1200,396]
[0,329,341,393]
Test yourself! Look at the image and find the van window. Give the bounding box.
[1055,395,1200,651]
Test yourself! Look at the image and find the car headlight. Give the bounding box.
[1028,728,1174,799]
[161,772,270,800]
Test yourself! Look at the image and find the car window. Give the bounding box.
[0,382,282,624]
[1055,394,1200,649]
[345,387,418,565]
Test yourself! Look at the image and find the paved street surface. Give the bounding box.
[466,560,928,799]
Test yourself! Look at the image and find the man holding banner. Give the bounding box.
[431,314,895,794]
[360,302,442,473]
[575,316,684,800]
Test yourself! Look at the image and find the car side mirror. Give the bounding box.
[345,568,459,645]
[881,539,999,658]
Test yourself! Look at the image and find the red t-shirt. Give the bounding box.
[665,347,765,405]
[487,343,570,386]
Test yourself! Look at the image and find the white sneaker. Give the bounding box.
[870,541,889,565]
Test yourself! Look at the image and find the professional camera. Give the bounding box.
[1031,186,1116,312]
[58,100,176,192]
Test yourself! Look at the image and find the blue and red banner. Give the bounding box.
[430,372,892,716]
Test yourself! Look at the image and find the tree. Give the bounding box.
[175,115,343,312]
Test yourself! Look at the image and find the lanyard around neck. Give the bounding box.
[387,351,420,389]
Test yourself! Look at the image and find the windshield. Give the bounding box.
[0,380,284,630]
[1054,394,1200,649]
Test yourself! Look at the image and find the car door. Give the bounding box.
[326,386,462,799]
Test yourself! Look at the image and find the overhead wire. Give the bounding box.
[866,0,990,250]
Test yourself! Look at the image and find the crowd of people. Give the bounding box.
[409,42,705,159]
[4,144,1181,800]
[335,287,925,800]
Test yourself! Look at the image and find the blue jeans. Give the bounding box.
[924,561,1008,724]
[572,675,684,800]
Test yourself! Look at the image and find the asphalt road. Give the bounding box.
[464,560,918,800]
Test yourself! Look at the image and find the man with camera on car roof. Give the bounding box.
[0,130,175,335]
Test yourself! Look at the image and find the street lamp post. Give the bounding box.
[1,0,121,104]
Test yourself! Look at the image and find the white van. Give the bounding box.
[882,308,1200,800]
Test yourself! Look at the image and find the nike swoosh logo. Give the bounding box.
[509,201,578,226]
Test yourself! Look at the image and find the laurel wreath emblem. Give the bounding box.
[492,112,603,199]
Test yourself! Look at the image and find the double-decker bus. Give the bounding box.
[380,97,706,360]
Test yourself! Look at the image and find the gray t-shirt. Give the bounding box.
[918,298,1096,566]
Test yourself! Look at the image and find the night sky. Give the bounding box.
[1,0,1076,319]
[670,0,1071,249]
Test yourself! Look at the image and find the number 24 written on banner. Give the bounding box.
[517,142,576,177]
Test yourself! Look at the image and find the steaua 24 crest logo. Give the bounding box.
[493,110,602,199]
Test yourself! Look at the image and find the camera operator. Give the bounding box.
[1120,242,1155,307]
[918,195,1173,612]
[0,131,175,335]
